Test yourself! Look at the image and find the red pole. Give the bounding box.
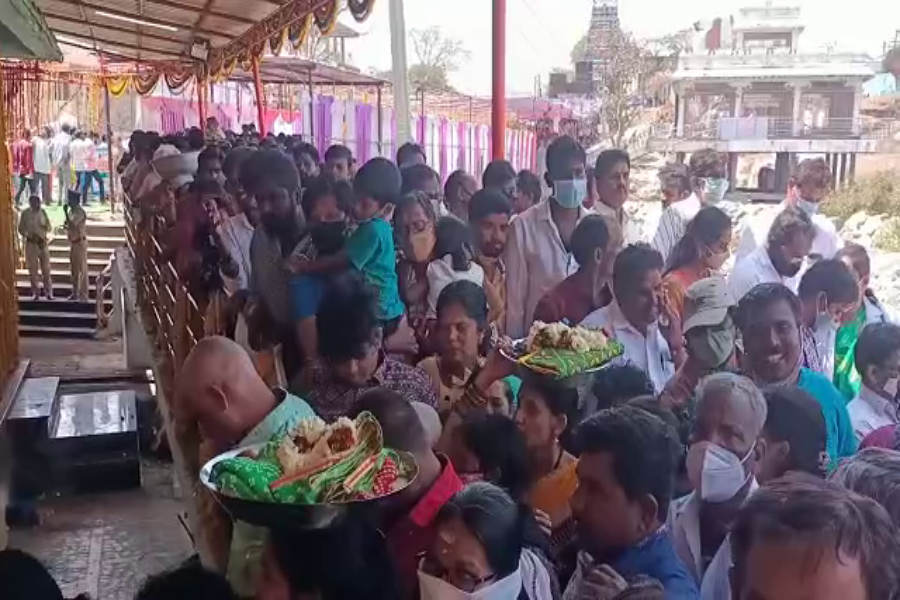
[491,0,506,159]
[252,57,267,136]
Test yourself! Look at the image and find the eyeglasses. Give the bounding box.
[418,552,496,593]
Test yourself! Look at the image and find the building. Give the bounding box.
[549,0,621,98]
[648,2,894,193]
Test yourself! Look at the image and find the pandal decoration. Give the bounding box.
[100,0,377,95]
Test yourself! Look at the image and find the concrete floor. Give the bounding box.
[7,337,193,599]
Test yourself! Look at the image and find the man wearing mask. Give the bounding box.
[728,206,814,301]
[659,278,737,415]
[593,149,642,245]
[848,323,900,442]
[668,372,767,600]
[582,244,678,393]
[505,135,590,338]
[652,150,727,263]
[796,259,860,378]
[468,188,512,332]
[736,157,841,262]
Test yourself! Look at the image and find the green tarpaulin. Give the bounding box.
[0,0,61,61]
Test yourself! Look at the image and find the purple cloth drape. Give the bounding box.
[438,119,449,182]
[390,111,396,160]
[316,96,334,153]
[356,103,373,164]
[456,122,466,171]
[474,125,481,175]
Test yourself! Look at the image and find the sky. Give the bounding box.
[339,0,900,97]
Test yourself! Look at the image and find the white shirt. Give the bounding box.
[50,131,70,167]
[218,213,255,292]
[594,200,644,245]
[651,193,702,263]
[69,138,94,171]
[848,384,899,442]
[727,245,803,302]
[735,202,842,262]
[667,478,759,600]
[580,300,675,392]
[426,254,484,319]
[504,200,588,338]
[31,136,51,174]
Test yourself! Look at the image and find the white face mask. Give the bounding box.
[417,569,522,600]
[687,441,753,503]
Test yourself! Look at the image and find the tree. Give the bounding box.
[591,30,660,148]
[571,32,589,64]
[408,27,469,92]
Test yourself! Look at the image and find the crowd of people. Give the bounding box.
[12,123,114,301]
[7,116,900,600]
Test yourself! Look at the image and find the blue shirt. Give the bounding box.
[566,529,699,599]
[289,273,326,322]
[345,218,404,321]
[798,368,858,470]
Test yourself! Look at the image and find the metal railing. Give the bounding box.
[651,116,900,142]
[124,195,228,566]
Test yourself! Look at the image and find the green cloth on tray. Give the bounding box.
[519,341,624,378]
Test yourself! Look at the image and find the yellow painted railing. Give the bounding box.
[0,68,20,386]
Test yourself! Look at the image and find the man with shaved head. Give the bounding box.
[177,336,315,456]
[666,372,768,599]
[176,336,316,596]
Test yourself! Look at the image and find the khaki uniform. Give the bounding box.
[18,208,52,298]
[65,205,89,300]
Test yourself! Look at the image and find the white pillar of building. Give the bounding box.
[676,84,687,137]
[732,83,746,119]
[791,81,804,136]
[389,0,412,144]
[852,85,863,135]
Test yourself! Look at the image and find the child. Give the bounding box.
[291,157,405,335]
[426,216,484,320]
[64,189,88,301]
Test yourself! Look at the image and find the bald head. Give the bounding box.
[177,336,275,452]
[694,372,767,459]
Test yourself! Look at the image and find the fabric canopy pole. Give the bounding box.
[252,57,266,136]
[491,0,506,159]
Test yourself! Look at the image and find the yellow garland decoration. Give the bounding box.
[106,76,130,98]
[288,14,313,51]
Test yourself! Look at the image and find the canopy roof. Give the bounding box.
[32,0,374,74]
[0,0,62,60]
[229,56,386,86]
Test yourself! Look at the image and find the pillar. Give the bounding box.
[727,153,739,188]
[251,57,266,136]
[838,153,848,188]
[675,151,686,164]
[676,93,686,137]
[849,153,857,184]
[852,85,863,136]
[389,0,412,144]
[791,81,803,136]
[491,0,507,159]
[307,67,315,142]
[774,152,791,193]
[197,75,207,127]
[732,85,745,119]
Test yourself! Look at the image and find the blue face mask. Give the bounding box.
[553,178,587,209]
[797,198,819,216]
[701,178,729,204]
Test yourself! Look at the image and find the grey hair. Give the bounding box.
[831,448,900,528]
[696,372,767,433]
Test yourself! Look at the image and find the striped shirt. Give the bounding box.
[651,193,701,263]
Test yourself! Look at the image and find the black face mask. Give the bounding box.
[310,221,347,255]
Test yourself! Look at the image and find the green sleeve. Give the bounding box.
[345,221,380,271]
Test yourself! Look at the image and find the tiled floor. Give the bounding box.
[8,460,193,600]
